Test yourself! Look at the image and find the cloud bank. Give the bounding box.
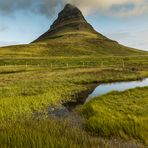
[0,0,148,17]
[106,29,148,50]
[69,0,148,17]
[0,0,60,17]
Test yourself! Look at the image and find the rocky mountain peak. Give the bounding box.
[50,4,86,30]
[34,4,97,42]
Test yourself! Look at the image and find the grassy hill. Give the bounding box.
[0,31,147,57]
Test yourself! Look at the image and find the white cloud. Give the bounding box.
[68,0,148,17]
[0,0,148,17]
[106,29,148,51]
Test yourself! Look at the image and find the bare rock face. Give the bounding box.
[50,4,86,30]
[34,4,97,42]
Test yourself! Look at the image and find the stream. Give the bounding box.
[86,78,148,103]
[49,78,148,118]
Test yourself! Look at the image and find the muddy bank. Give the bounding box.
[46,83,97,124]
[46,83,97,117]
[63,83,98,111]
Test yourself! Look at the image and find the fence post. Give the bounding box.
[122,59,125,69]
[101,62,104,68]
[83,62,85,67]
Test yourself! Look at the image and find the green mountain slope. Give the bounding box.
[0,4,147,57]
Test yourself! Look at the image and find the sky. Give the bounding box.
[0,0,148,51]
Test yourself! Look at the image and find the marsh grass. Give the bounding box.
[80,87,148,144]
[1,117,146,148]
[0,118,103,148]
[0,66,148,121]
[0,56,148,147]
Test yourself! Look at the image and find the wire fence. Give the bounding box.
[0,56,148,71]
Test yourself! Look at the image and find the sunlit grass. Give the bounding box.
[0,55,147,147]
[80,87,148,144]
[0,67,147,121]
[0,31,147,57]
[0,118,104,148]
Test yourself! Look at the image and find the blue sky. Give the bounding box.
[0,0,148,51]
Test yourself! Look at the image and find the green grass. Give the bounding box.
[0,118,103,148]
[0,31,147,57]
[0,55,147,147]
[0,56,148,121]
[80,87,148,144]
[1,118,145,148]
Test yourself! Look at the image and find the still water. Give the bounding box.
[86,78,148,102]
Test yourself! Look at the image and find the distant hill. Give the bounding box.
[0,4,147,57]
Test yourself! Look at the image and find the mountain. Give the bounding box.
[34,4,106,42]
[0,4,146,57]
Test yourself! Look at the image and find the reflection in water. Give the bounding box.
[86,78,148,103]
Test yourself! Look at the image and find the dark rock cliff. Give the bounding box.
[34,4,99,42]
